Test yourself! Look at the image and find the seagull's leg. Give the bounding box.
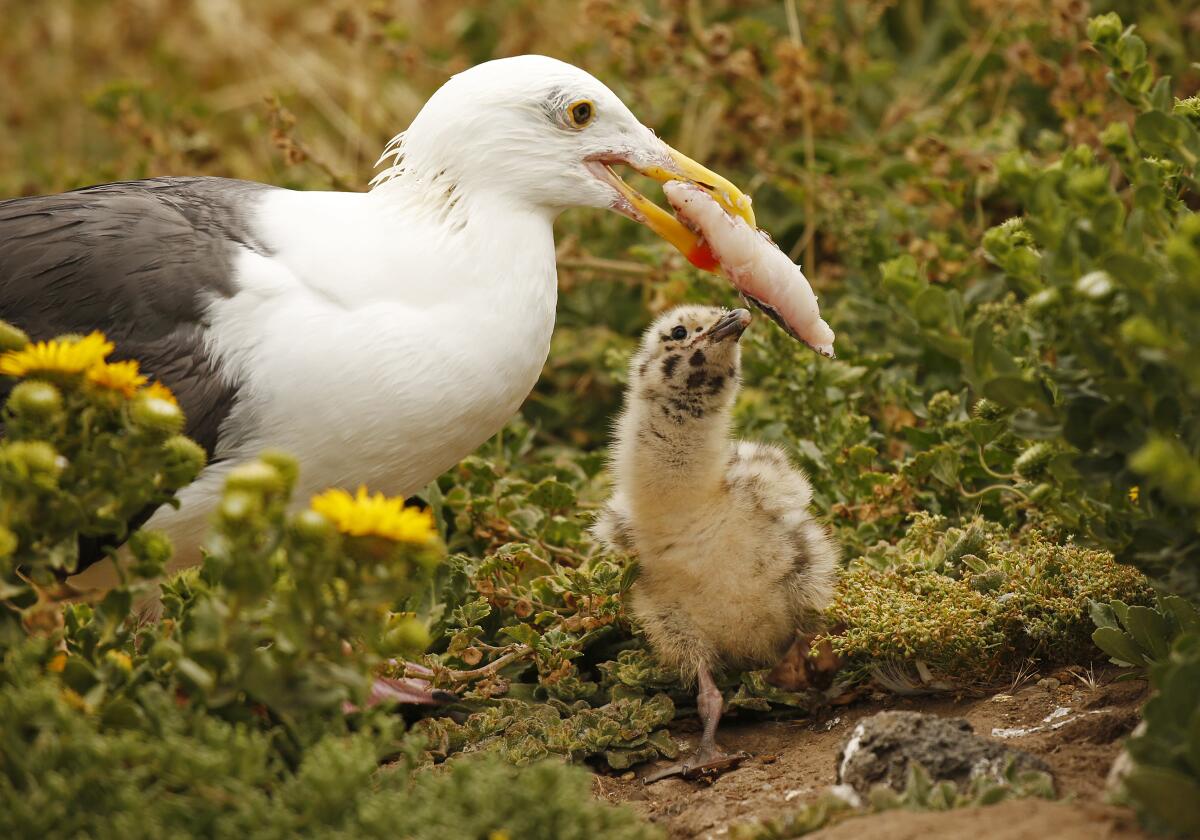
[642,663,749,784]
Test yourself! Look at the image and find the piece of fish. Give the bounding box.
[663,180,836,358]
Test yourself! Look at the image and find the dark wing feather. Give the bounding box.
[0,176,277,569]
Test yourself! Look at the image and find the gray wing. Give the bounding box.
[1,177,277,568]
[0,176,276,456]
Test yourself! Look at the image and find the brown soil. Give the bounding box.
[593,670,1150,839]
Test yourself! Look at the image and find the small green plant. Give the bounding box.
[1116,632,1200,837]
[1090,594,1200,836]
[827,514,1153,687]
[1090,595,1200,668]
[0,327,206,608]
[0,327,659,837]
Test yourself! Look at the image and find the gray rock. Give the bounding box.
[836,711,1051,796]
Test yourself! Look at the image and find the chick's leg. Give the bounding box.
[642,663,749,784]
[694,663,728,763]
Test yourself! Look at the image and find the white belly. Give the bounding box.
[69,190,560,593]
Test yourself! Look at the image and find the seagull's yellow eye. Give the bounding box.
[567,99,594,128]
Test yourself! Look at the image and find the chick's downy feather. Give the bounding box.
[594,306,838,683]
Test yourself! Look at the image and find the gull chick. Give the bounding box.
[593,305,839,780]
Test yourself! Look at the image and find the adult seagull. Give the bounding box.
[0,55,754,592]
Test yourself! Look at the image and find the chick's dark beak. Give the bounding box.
[707,309,752,343]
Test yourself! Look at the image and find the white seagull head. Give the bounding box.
[373,55,756,268]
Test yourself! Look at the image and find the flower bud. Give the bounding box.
[130,394,184,435]
[382,616,431,656]
[1174,96,1200,123]
[972,399,1004,421]
[1014,443,1055,480]
[1026,288,1061,313]
[128,530,173,578]
[1119,315,1167,349]
[290,510,336,546]
[3,440,62,478]
[225,460,285,496]
[1029,483,1055,503]
[926,391,958,421]
[1086,12,1122,47]
[259,450,299,493]
[0,320,29,353]
[218,490,260,525]
[7,380,63,420]
[161,435,207,487]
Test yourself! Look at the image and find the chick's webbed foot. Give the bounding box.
[641,746,750,784]
[643,663,749,784]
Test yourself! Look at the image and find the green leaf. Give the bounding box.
[1161,596,1200,636]
[501,624,540,647]
[967,418,1003,446]
[618,560,640,594]
[913,287,950,327]
[1112,599,1131,626]
[1149,76,1173,112]
[929,447,962,488]
[1123,766,1200,835]
[983,376,1048,409]
[527,479,576,511]
[1125,606,1172,661]
[1092,627,1146,666]
[1134,111,1186,156]
[175,657,216,694]
[1090,600,1121,631]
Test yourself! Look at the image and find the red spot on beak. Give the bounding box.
[688,241,719,271]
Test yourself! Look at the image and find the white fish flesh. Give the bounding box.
[663,180,836,358]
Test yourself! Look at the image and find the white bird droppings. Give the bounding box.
[838,723,867,781]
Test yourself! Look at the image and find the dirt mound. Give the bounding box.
[808,799,1143,840]
[595,670,1150,839]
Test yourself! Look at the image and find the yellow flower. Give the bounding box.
[143,380,179,406]
[87,359,147,397]
[310,486,437,544]
[0,331,113,378]
[1128,485,1140,503]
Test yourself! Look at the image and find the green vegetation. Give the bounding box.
[3,0,1200,835]
[1090,596,1200,836]
[829,514,1152,687]
[0,334,658,837]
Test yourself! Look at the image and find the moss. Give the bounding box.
[828,516,1154,684]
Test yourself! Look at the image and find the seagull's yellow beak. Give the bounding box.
[589,145,754,272]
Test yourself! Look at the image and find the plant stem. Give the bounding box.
[409,644,534,683]
[958,482,1029,501]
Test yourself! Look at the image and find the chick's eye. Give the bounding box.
[568,99,594,127]
[670,325,688,341]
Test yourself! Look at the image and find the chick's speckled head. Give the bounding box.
[628,305,750,421]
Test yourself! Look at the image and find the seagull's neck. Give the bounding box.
[254,182,558,310]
